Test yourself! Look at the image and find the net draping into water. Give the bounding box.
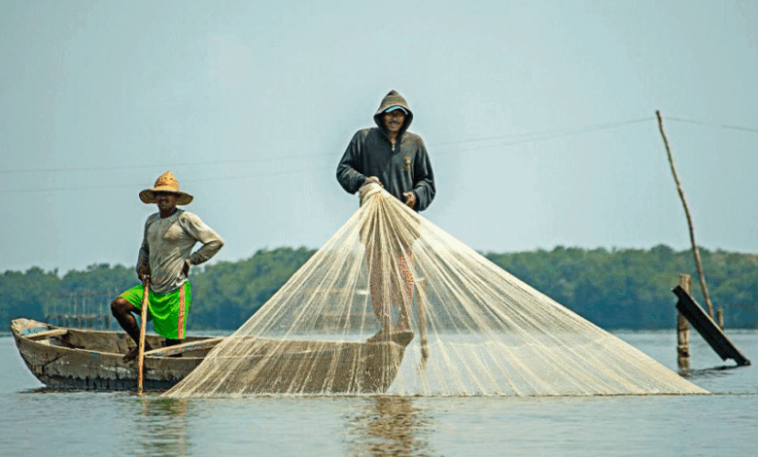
[166,183,706,397]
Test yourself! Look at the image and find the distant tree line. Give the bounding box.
[1,245,756,331]
[486,245,758,329]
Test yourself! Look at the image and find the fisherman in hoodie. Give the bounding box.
[336,90,436,341]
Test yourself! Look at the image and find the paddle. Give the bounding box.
[137,276,150,395]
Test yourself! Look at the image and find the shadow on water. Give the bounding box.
[679,363,758,395]
[680,364,742,380]
[344,396,434,457]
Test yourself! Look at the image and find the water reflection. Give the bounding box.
[346,396,433,457]
[130,396,191,457]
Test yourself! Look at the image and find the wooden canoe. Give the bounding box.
[10,318,413,394]
[11,318,221,391]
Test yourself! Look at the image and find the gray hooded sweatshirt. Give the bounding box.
[336,90,436,211]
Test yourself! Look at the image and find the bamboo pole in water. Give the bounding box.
[656,110,715,318]
[677,274,691,371]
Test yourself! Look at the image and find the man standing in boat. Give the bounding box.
[111,171,224,362]
[336,90,436,341]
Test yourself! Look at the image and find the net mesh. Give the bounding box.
[165,183,706,397]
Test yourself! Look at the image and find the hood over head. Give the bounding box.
[373,90,414,135]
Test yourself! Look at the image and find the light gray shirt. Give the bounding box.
[136,209,224,294]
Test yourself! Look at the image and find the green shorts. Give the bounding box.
[120,282,191,340]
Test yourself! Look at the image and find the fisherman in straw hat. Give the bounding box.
[337,90,436,342]
[111,171,224,362]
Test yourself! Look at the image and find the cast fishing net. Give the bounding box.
[166,183,706,397]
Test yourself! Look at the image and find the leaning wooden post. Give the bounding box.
[677,274,691,371]
[657,111,715,318]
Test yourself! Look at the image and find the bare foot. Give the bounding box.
[122,343,152,362]
[122,347,140,362]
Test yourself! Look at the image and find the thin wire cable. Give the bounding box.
[6,115,752,194]
[0,153,334,175]
[0,118,654,176]
[432,117,653,148]
[0,117,659,194]
[0,167,333,194]
[433,117,653,157]
[665,116,758,134]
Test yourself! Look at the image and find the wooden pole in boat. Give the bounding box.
[656,110,715,318]
[677,274,691,371]
[137,277,150,396]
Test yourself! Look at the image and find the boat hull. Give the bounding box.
[11,319,212,391]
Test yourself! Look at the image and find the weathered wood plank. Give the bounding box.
[145,337,225,357]
[673,285,750,366]
[27,328,69,341]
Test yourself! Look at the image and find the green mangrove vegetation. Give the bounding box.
[1,245,756,330]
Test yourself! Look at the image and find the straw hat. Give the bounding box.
[139,171,193,206]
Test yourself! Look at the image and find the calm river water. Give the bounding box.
[2,330,757,457]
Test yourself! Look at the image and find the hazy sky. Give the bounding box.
[2,0,757,274]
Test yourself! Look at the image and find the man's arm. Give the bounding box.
[412,138,436,211]
[336,131,369,194]
[179,213,224,269]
